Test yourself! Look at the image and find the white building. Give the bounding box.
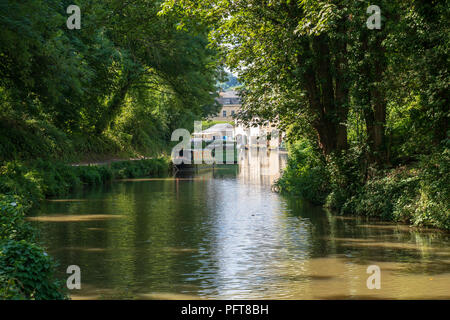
[209,90,285,149]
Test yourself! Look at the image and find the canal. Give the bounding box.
[29,150,450,299]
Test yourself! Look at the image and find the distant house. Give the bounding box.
[211,91,241,121]
[209,90,285,150]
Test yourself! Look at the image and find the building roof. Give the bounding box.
[217,90,241,105]
[194,123,234,136]
[219,90,240,98]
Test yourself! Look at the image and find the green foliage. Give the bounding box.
[164,0,448,229]
[111,159,168,179]
[333,149,449,229]
[0,116,75,162]
[277,143,449,229]
[0,197,67,300]
[0,162,44,207]
[0,240,67,300]
[0,158,169,212]
[342,168,420,221]
[0,195,34,242]
[276,140,330,205]
[0,0,222,163]
[32,160,82,197]
[325,146,368,210]
[412,150,450,229]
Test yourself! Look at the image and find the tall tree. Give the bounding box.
[163,0,358,156]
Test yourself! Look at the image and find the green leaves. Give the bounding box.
[0,0,222,160]
[0,239,67,300]
[0,195,34,242]
[0,195,67,300]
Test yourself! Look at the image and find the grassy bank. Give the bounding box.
[0,115,176,164]
[276,141,450,230]
[0,158,170,299]
[0,158,170,207]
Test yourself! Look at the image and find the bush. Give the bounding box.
[32,160,81,197]
[412,150,450,229]
[74,166,103,186]
[341,167,420,220]
[0,240,67,300]
[111,158,169,179]
[0,116,75,163]
[335,149,449,229]
[0,195,34,242]
[276,140,330,204]
[278,141,449,230]
[0,162,44,207]
[0,198,67,300]
[0,158,168,206]
[325,146,367,210]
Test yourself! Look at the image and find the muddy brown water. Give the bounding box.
[29,150,450,299]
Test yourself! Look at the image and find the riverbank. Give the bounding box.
[0,158,170,208]
[276,142,449,231]
[0,158,170,299]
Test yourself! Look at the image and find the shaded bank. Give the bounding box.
[276,141,449,231]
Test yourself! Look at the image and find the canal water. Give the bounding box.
[29,150,450,299]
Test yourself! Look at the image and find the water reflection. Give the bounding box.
[30,150,450,299]
[236,148,287,185]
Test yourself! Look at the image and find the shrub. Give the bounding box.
[334,149,449,229]
[0,162,44,207]
[32,160,81,197]
[0,197,67,300]
[278,141,449,230]
[325,146,367,210]
[0,117,74,162]
[0,158,168,206]
[412,150,450,229]
[341,167,420,220]
[74,166,103,185]
[0,240,67,300]
[110,158,169,179]
[276,140,330,204]
[0,195,35,242]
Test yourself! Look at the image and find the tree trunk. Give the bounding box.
[95,73,132,134]
[334,23,350,152]
[361,33,388,165]
[300,35,349,157]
